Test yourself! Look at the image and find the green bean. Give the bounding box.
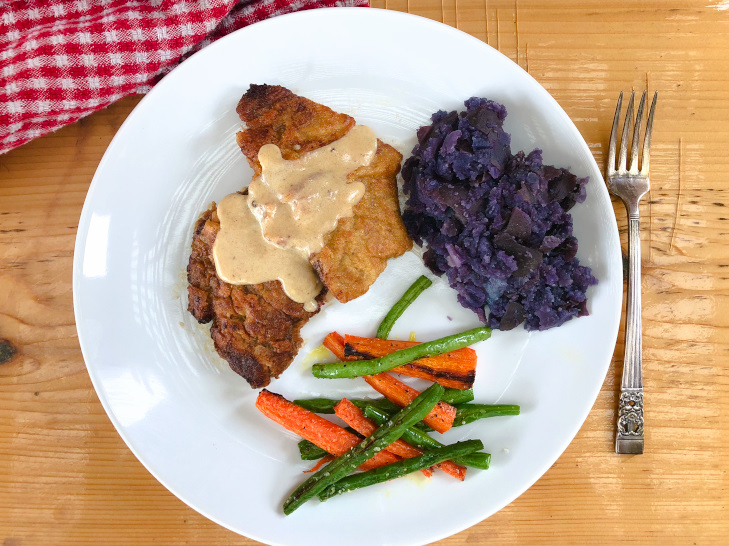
[312,327,491,379]
[409,403,522,432]
[293,397,401,415]
[376,275,432,339]
[282,383,444,515]
[317,440,484,501]
[298,440,327,461]
[294,390,470,416]
[450,451,491,469]
[293,398,339,414]
[349,398,400,413]
[443,387,474,405]
[364,405,491,470]
[297,403,508,461]
[358,395,470,433]
[452,403,521,426]
[364,405,434,447]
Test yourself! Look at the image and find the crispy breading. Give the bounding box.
[187,84,413,388]
[236,84,413,302]
[236,84,354,174]
[312,142,411,302]
[187,202,322,388]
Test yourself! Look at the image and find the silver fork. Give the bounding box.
[607,90,657,455]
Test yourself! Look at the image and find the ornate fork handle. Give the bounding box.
[616,214,644,454]
[607,90,657,454]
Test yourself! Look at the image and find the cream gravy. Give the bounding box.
[212,126,378,310]
[212,193,322,311]
[248,125,377,254]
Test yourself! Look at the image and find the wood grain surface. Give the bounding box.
[2,1,728,544]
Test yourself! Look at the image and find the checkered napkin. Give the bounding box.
[0,0,368,155]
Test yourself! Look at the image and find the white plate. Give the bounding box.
[73,8,622,546]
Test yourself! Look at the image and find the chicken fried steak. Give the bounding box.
[187,85,412,387]
[236,84,412,302]
[187,202,323,388]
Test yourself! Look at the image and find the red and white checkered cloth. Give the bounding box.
[0,0,368,155]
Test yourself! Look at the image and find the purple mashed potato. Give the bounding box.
[402,98,598,331]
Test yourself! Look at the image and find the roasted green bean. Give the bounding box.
[312,327,491,379]
[282,383,444,514]
[364,405,491,470]
[318,440,484,501]
[376,275,432,339]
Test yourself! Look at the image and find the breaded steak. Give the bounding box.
[187,85,412,387]
[187,202,322,388]
[236,84,412,302]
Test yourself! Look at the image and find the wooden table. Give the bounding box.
[2,1,728,543]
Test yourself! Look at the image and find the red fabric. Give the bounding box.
[0,0,368,154]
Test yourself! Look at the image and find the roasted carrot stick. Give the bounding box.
[303,455,334,473]
[323,332,348,361]
[334,398,433,478]
[256,389,399,471]
[431,455,466,480]
[363,373,457,434]
[325,332,476,389]
[345,335,476,390]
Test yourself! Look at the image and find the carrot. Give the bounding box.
[334,398,433,478]
[432,457,466,480]
[345,335,476,390]
[323,332,348,361]
[363,373,457,434]
[256,389,399,471]
[304,455,334,473]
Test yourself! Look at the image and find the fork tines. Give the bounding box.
[607,90,658,177]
